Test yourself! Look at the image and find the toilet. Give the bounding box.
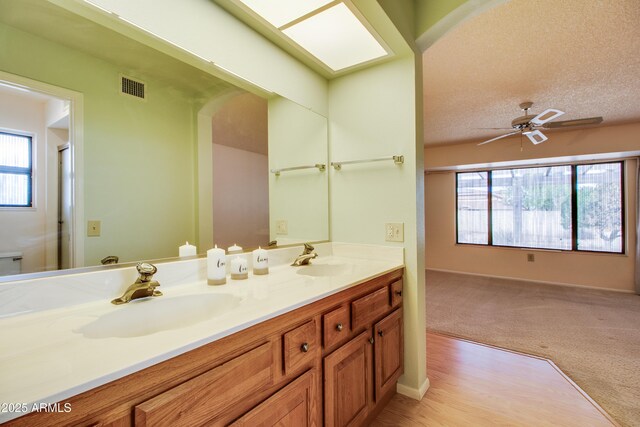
[0,252,22,276]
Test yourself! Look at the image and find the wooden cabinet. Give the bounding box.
[324,332,373,427]
[374,309,403,401]
[5,268,403,427]
[323,305,350,350]
[135,342,274,426]
[283,319,319,375]
[351,286,390,331]
[231,370,317,427]
[390,279,403,308]
[324,279,404,427]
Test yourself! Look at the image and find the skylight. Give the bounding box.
[237,0,334,28]
[236,1,388,72]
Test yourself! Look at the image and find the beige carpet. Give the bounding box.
[426,270,640,427]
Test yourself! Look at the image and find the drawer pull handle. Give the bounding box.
[369,337,374,344]
[301,342,309,353]
[378,330,384,337]
[395,290,402,296]
[336,323,343,332]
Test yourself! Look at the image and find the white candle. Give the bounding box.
[207,245,226,285]
[252,247,268,275]
[179,241,197,257]
[227,243,243,254]
[230,256,248,280]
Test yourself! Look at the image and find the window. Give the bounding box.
[456,171,488,244]
[0,131,33,207]
[456,162,624,254]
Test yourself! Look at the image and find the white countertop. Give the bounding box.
[0,243,403,422]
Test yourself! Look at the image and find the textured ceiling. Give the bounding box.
[422,0,640,146]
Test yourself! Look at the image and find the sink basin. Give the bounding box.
[296,263,353,277]
[76,293,241,338]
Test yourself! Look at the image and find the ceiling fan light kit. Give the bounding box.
[478,102,604,147]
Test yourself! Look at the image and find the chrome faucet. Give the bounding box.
[111,262,162,305]
[291,243,318,266]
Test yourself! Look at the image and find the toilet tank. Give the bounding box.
[0,252,22,276]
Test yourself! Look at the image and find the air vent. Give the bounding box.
[120,75,146,100]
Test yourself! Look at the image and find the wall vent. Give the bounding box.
[120,75,146,100]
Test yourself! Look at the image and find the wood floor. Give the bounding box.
[372,333,618,427]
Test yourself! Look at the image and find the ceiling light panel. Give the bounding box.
[237,0,334,28]
[282,3,387,71]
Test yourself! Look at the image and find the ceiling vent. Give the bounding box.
[120,75,146,100]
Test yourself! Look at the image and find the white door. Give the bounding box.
[58,145,71,269]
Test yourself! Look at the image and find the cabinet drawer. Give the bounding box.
[134,342,274,426]
[351,287,390,331]
[323,306,350,349]
[283,319,319,375]
[390,279,403,308]
[231,370,317,427]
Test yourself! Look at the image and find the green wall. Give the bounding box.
[415,0,468,36]
[0,22,198,265]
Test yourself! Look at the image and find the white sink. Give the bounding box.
[296,263,353,277]
[76,293,241,338]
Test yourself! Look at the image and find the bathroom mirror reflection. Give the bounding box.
[0,0,329,279]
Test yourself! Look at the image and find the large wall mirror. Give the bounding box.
[0,0,329,280]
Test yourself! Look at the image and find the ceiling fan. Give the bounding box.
[478,102,603,146]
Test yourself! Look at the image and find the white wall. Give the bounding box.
[268,97,329,245]
[55,0,328,116]
[329,55,426,396]
[425,123,640,292]
[0,91,47,274]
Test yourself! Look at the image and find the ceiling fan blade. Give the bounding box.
[524,129,548,145]
[531,108,565,126]
[477,131,520,146]
[542,116,603,129]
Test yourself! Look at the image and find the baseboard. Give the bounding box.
[396,377,430,400]
[426,268,635,294]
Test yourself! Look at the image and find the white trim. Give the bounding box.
[426,268,635,294]
[0,71,84,270]
[397,377,430,400]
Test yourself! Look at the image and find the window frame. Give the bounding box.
[0,130,34,208]
[455,160,625,255]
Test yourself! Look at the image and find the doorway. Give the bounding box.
[57,143,71,270]
[0,70,84,274]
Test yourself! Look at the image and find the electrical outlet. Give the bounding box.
[527,253,535,262]
[385,223,404,242]
[87,220,101,237]
[276,220,288,235]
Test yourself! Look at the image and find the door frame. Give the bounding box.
[0,70,85,269]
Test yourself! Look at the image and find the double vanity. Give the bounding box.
[0,243,404,426]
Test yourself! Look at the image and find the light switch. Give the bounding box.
[385,223,404,242]
[87,220,101,237]
[276,220,288,235]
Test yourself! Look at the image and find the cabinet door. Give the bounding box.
[374,309,403,401]
[324,331,373,427]
[231,370,317,427]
